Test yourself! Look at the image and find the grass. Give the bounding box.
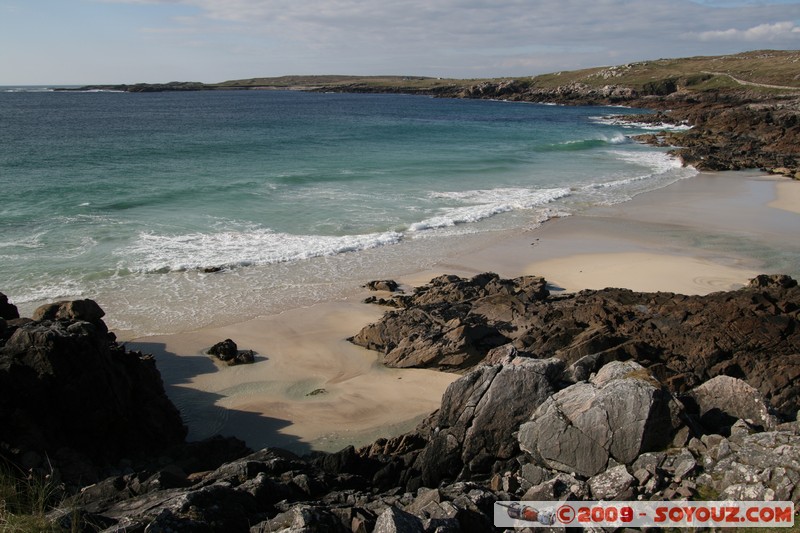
[0,462,66,533]
[209,49,800,97]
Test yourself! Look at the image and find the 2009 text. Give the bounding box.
[494,501,796,528]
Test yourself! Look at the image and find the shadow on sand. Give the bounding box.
[127,341,312,456]
[545,281,566,293]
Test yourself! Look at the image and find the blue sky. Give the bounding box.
[2,0,799,84]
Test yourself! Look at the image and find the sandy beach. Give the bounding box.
[128,171,800,454]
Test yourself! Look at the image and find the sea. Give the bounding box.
[0,87,698,338]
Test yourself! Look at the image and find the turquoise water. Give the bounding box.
[0,89,695,336]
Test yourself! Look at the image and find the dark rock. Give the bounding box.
[0,312,186,484]
[353,273,800,418]
[367,280,400,292]
[234,349,256,365]
[0,292,19,320]
[750,274,798,289]
[350,273,549,371]
[207,338,256,365]
[208,338,238,361]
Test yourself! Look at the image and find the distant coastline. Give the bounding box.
[55,49,800,178]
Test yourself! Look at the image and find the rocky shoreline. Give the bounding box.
[443,82,800,178]
[1,273,798,531]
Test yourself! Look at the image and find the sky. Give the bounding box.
[2,0,800,85]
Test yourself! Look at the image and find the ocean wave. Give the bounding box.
[1,87,55,93]
[122,228,404,273]
[581,150,697,199]
[543,133,629,151]
[608,149,684,174]
[0,232,46,251]
[590,116,693,131]
[410,187,571,231]
[9,280,86,304]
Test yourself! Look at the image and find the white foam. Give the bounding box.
[410,187,571,232]
[590,115,693,131]
[608,149,684,174]
[122,228,404,273]
[558,132,628,146]
[581,150,698,199]
[11,280,86,304]
[0,232,46,251]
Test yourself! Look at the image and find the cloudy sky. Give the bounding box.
[2,0,800,84]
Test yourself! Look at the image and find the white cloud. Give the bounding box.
[697,21,800,41]
[27,0,800,82]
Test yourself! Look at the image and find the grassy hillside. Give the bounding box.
[532,49,800,91]
[211,74,477,91]
[213,50,800,94]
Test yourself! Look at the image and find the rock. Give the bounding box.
[366,280,400,292]
[522,473,589,501]
[518,361,683,477]
[208,338,238,361]
[687,375,777,433]
[374,506,424,533]
[234,349,256,365]
[413,357,563,486]
[0,292,19,320]
[750,274,798,289]
[350,273,549,371]
[32,299,105,324]
[705,426,800,502]
[207,338,256,365]
[588,465,635,500]
[664,448,697,480]
[520,464,550,488]
[0,316,186,484]
[353,273,800,419]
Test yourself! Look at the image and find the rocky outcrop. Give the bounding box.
[353,273,800,419]
[0,298,187,485]
[5,276,800,531]
[518,361,683,477]
[410,357,563,487]
[53,353,800,532]
[350,273,549,371]
[453,75,800,176]
[626,94,800,175]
